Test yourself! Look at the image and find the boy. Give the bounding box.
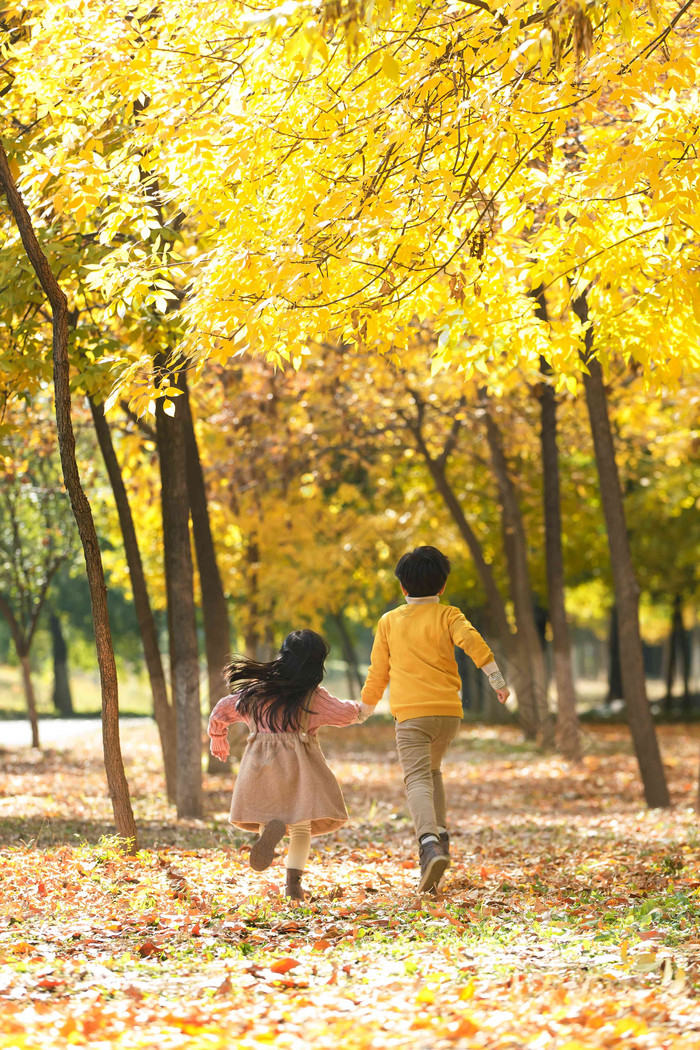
[359,546,509,893]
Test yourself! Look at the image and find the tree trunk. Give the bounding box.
[333,611,363,700]
[244,534,261,659]
[679,604,691,713]
[481,399,554,746]
[574,291,670,807]
[0,598,41,747]
[19,652,40,749]
[607,604,623,704]
[90,397,177,801]
[537,349,582,762]
[0,143,138,846]
[155,366,203,818]
[49,612,74,717]
[181,377,232,774]
[664,604,678,714]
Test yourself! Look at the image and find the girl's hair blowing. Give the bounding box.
[224,629,330,731]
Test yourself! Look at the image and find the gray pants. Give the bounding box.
[395,716,461,841]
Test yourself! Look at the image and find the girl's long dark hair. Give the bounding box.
[224,629,330,732]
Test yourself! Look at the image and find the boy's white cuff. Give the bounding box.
[481,660,506,690]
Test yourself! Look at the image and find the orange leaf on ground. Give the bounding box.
[137,940,161,958]
[448,1015,479,1038]
[269,957,301,974]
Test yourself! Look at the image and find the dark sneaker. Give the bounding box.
[285,867,306,901]
[439,831,450,864]
[418,837,449,893]
[250,819,286,871]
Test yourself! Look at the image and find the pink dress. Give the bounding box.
[208,686,360,836]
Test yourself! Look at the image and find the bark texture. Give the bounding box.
[181,378,231,774]
[90,397,177,800]
[155,368,203,818]
[574,291,669,807]
[0,142,138,845]
[607,605,623,704]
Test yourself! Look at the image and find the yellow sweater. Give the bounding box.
[361,600,494,721]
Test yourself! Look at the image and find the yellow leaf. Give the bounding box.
[381,51,400,82]
[367,49,381,75]
[613,1018,648,1037]
[458,979,476,1000]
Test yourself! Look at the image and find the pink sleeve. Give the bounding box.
[308,686,360,730]
[207,693,246,740]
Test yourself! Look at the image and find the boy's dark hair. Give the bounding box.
[395,546,451,597]
[224,629,329,731]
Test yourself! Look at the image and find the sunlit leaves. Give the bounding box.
[2,0,697,402]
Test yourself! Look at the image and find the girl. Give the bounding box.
[208,629,364,901]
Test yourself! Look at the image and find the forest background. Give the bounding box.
[2,3,700,1047]
[1,0,699,829]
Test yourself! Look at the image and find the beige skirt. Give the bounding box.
[229,728,349,836]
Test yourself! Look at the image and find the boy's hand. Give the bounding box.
[357,702,374,723]
[496,687,510,704]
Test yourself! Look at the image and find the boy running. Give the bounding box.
[360,546,509,892]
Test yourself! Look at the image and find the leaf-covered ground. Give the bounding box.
[2,719,700,1048]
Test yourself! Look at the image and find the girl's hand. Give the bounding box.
[496,687,510,704]
[210,739,229,760]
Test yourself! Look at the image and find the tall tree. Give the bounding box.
[90,397,177,800]
[480,395,553,745]
[0,143,138,846]
[533,290,581,762]
[182,377,232,774]
[574,291,669,808]
[155,363,202,818]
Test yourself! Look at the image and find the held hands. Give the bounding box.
[495,687,510,704]
[357,701,374,723]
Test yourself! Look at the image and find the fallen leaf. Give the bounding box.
[269,957,301,974]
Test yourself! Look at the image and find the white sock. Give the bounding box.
[286,820,311,870]
[437,826,447,836]
[420,834,440,845]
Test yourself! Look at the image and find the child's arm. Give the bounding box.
[359,617,389,718]
[207,694,245,759]
[313,686,360,727]
[480,660,510,704]
[449,610,510,703]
